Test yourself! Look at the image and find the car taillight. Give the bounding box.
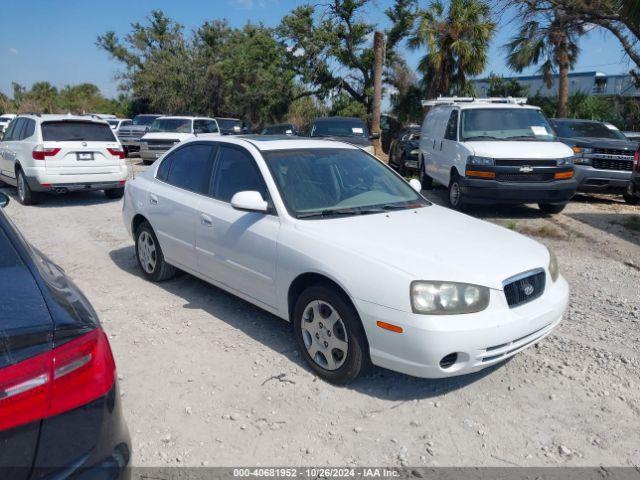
[32,146,61,161]
[634,150,639,173]
[107,148,126,159]
[0,328,115,432]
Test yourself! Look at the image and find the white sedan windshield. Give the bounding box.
[263,148,427,218]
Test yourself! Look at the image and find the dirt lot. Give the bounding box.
[2,159,639,467]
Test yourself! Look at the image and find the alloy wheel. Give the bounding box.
[449,181,461,206]
[301,300,348,371]
[137,231,157,274]
[17,174,25,203]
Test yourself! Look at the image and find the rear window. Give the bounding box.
[41,121,116,142]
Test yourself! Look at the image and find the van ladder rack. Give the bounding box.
[422,97,528,106]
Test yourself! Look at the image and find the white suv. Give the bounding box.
[418,98,577,213]
[0,114,128,205]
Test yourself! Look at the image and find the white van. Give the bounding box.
[418,98,577,213]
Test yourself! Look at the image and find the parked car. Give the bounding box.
[388,124,421,176]
[107,118,132,132]
[116,114,162,156]
[623,131,640,143]
[139,116,220,165]
[550,119,637,200]
[625,145,640,204]
[0,114,128,205]
[381,114,402,155]
[0,113,17,136]
[261,123,299,136]
[214,117,252,135]
[419,98,576,213]
[122,136,568,384]
[309,116,379,156]
[0,191,130,479]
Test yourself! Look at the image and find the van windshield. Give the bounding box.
[461,108,555,141]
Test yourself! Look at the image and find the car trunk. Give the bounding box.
[40,121,122,176]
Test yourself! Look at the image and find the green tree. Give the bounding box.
[505,2,585,117]
[485,74,529,97]
[408,0,495,98]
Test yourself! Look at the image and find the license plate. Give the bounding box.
[77,152,94,161]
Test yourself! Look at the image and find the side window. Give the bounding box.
[444,110,459,141]
[156,155,174,182]
[6,119,25,141]
[213,147,268,202]
[164,144,216,194]
[22,119,35,139]
[194,120,218,134]
[2,120,17,141]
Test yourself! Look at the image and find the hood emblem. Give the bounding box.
[519,165,533,173]
[522,282,535,296]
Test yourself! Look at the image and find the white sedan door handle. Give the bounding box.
[149,194,158,205]
[200,214,213,227]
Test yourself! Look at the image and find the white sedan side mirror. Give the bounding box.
[230,191,268,213]
[409,178,422,193]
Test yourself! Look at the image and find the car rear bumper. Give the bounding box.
[356,275,569,379]
[23,166,128,192]
[461,178,577,204]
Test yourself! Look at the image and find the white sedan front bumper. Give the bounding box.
[355,275,569,378]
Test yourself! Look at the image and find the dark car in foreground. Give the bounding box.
[0,191,130,480]
[626,146,640,204]
[309,116,379,156]
[388,125,421,176]
[551,118,636,200]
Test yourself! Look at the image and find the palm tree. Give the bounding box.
[505,5,584,117]
[408,0,496,98]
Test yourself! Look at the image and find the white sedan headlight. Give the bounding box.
[411,281,490,315]
[548,248,559,282]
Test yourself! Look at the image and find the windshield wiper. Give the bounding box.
[296,208,363,219]
[463,135,503,141]
[505,135,547,141]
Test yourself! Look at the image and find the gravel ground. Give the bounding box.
[1,159,639,467]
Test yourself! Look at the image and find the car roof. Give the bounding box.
[551,118,604,124]
[313,116,365,122]
[183,135,360,152]
[156,116,211,121]
[18,113,110,123]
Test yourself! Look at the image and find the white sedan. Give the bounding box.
[122,136,569,384]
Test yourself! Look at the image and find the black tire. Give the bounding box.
[105,187,125,199]
[16,170,39,206]
[399,155,407,177]
[447,172,466,210]
[538,203,567,214]
[142,159,153,166]
[420,159,433,189]
[135,221,176,282]
[293,284,371,385]
[623,190,639,205]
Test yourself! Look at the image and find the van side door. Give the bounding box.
[441,109,461,184]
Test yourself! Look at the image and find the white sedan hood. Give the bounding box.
[466,141,574,159]
[295,205,549,290]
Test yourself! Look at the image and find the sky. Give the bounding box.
[0,0,634,100]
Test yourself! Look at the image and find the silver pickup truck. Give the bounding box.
[117,114,162,156]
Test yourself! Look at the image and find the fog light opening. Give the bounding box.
[439,353,458,369]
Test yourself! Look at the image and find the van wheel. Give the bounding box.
[135,221,176,282]
[16,170,39,206]
[448,173,466,210]
[293,285,370,385]
[105,187,124,199]
[420,162,433,189]
[623,192,639,205]
[538,203,566,214]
